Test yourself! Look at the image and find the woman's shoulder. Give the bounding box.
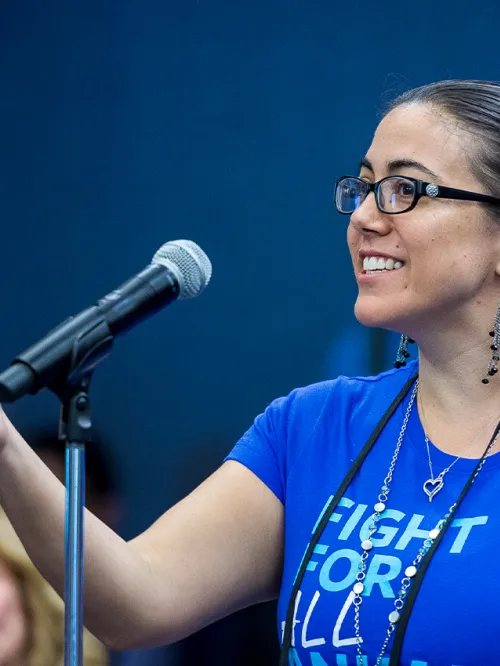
[255,360,418,450]
[281,360,418,416]
[227,362,418,504]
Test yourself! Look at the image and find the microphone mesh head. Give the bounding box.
[152,240,212,300]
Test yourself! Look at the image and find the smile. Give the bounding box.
[362,256,405,274]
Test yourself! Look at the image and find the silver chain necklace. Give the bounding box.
[353,380,497,666]
[420,394,481,502]
[423,433,498,501]
[423,435,463,501]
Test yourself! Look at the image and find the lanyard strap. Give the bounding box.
[279,372,418,666]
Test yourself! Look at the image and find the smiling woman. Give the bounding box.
[1,80,500,666]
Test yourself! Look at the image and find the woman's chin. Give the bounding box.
[353,301,403,331]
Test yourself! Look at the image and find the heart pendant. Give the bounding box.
[423,477,444,502]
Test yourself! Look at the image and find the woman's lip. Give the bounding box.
[359,252,405,262]
[357,268,404,283]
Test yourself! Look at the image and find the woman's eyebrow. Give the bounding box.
[359,156,373,172]
[359,156,440,181]
[387,158,439,180]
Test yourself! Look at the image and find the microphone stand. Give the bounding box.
[50,324,113,666]
[55,374,93,666]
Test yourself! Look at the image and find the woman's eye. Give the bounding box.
[399,184,414,197]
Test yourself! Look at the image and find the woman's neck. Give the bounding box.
[414,336,500,455]
[417,335,498,408]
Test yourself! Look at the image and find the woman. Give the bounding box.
[0,509,107,666]
[0,79,498,666]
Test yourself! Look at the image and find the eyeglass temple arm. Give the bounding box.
[429,183,500,205]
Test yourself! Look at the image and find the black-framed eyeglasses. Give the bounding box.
[334,175,500,215]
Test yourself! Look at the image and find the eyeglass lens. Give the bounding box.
[336,177,416,214]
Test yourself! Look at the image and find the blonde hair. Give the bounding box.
[0,510,107,666]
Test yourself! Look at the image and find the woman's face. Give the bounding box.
[347,103,500,337]
[0,558,27,666]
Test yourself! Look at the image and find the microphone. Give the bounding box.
[0,240,212,403]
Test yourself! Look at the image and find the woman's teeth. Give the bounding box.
[362,256,404,272]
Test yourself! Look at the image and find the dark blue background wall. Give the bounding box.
[0,2,498,659]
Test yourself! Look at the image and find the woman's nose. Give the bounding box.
[349,192,393,236]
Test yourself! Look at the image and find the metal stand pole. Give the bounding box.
[58,382,93,666]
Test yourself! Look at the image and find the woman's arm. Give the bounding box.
[0,410,284,650]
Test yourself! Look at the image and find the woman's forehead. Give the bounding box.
[366,103,474,186]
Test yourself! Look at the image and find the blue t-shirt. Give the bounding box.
[226,361,500,666]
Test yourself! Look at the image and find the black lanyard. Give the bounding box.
[278,372,500,666]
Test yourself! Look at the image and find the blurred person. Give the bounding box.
[0,508,106,666]
[1,79,500,665]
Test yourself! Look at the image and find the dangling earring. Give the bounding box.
[482,305,500,384]
[394,334,415,368]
